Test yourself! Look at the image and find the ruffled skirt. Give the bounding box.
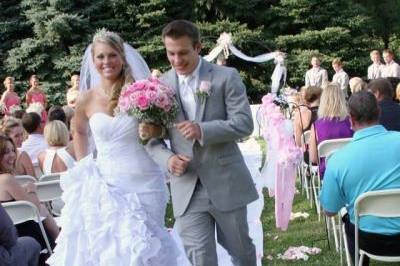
[47,155,181,266]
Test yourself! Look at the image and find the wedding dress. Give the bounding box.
[47,112,181,266]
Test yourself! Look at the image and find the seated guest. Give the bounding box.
[367,78,400,131]
[0,203,40,266]
[396,83,400,103]
[62,105,74,131]
[47,106,66,125]
[0,134,59,256]
[293,86,322,148]
[320,91,400,265]
[349,77,366,95]
[309,83,353,178]
[38,121,75,174]
[331,58,349,95]
[381,49,400,79]
[20,112,48,165]
[367,50,383,80]
[1,118,36,178]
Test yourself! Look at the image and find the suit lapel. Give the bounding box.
[164,69,187,121]
[195,59,213,122]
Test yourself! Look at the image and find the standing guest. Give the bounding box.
[381,49,400,78]
[1,118,36,178]
[331,58,349,95]
[349,77,366,95]
[62,105,74,131]
[20,112,48,165]
[38,121,75,174]
[305,55,329,88]
[25,75,47,108]
[146,20,258,266]
[25,75,47,123]
[367,78,400,131]
[66,74,79,108]
[0,203,41,266]
[309,83,353,179]
[0,77,21,116]
[367,50,383,80]
[320,91,400,266]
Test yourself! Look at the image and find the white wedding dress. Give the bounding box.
[47,112,182,266]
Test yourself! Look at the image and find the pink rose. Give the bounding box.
[199,81,211,95]
[145,90,157,104]
[136,94,150,110]
[154,93,170,111]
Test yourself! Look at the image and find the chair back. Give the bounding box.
[33,163,43,178]
[36,180,62,202]
[14,175,37,185]
[39,173,61,182]
[354,189,400,265]
[317,137,351,162]
[301,130,311,146]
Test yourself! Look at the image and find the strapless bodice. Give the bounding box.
[88,112,164,192]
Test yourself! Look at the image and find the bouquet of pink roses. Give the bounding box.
[118,78,178,141]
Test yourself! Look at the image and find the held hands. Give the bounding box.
[175,121,201,140]
[167,154,191,176]
[138,123,162,141]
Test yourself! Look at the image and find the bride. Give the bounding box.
[47,29,182,265]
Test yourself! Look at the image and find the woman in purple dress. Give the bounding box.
[309,83,353,178]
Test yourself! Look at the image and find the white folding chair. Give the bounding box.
[39,173,61,182]
[3,200,53,254]
[312,137,352,221]
[36,180,62,202]
[14,175,37,185]
[299,130,312,203]
[354,189,400,266]
[33,163,43,178]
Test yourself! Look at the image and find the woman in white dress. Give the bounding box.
[46,30,181,266]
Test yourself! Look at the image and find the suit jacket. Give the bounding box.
[146,59,258,217]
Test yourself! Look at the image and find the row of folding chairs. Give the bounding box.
[3,175,63,254]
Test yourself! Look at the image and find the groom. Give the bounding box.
[147,20,258,266]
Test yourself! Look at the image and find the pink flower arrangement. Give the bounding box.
[118,77,178,127]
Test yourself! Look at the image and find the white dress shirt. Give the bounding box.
[305,67,328,87]
[177,58,202,121]
[20,133,48,165]
[381,61,400,78]
[367,63,383,80]
[332,69,349,93]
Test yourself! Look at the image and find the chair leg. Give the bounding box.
[331,216,339,252]
[311,172,321,221]
[359,253,364,266]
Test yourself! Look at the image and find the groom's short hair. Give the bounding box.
[162,20,200,46]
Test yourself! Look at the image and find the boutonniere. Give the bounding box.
[196,81,211,101]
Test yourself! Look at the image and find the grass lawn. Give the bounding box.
[165,138,392,265]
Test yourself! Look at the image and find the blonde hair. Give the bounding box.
[332,58,343,66]
[91,29,134,114]
[44,120,69,146]
[349,77,366,94]
[370,50,380,57]
[3,76,14,87]
[1,117,22,137]
[318,83,348,120]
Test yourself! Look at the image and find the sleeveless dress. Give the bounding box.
[42,147,76,175]
[4,94,20,114]
[46,112,181,266]
[28,91,47,122]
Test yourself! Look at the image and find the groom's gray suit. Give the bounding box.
[146,59,258,266]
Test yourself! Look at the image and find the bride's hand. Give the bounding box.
[138,123,163,140]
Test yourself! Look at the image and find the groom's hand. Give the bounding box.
[168,154,191,176]
[175,121,201,140]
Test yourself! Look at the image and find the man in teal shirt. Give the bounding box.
[320,91,400,265]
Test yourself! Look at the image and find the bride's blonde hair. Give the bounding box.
[91,29,134,114]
